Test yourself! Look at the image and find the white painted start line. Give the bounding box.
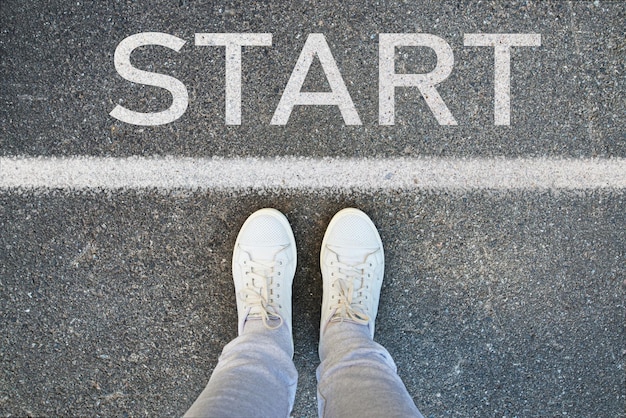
[1,156,625,191]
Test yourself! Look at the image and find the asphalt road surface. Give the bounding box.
[1,1,624,416]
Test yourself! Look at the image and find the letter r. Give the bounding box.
[379,34,457,126]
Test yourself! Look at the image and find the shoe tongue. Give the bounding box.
[240,244,285,262]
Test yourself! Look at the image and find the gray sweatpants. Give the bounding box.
[184,321,423,417]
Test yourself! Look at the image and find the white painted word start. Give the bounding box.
[110,32,541,126]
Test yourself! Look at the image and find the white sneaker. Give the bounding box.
[320,208,384,340]
[232,208,296,342]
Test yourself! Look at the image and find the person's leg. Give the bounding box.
[317,322,422,418]
[317,208,423,418]
[185,320,296,417]
[185,208,298,418]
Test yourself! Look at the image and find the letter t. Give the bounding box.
[195,34,272,125]
[464,34,541,125]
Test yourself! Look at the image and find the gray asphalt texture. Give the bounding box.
[1,1,625,417]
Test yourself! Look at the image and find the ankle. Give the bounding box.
[242,317,285,334]
[319,321,373,359]
[242,317,294,358]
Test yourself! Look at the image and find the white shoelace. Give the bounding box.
[327,258,376,325]
[239,257,284,330]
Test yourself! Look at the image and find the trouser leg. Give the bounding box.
[316,322,423,418]
[185,320,298,418]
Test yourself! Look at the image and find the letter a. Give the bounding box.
[271,34,361,125]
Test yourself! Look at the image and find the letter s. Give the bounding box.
[109,32,188,126]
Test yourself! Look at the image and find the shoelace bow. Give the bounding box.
[328,258,375,325]
[240,257,284,330]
